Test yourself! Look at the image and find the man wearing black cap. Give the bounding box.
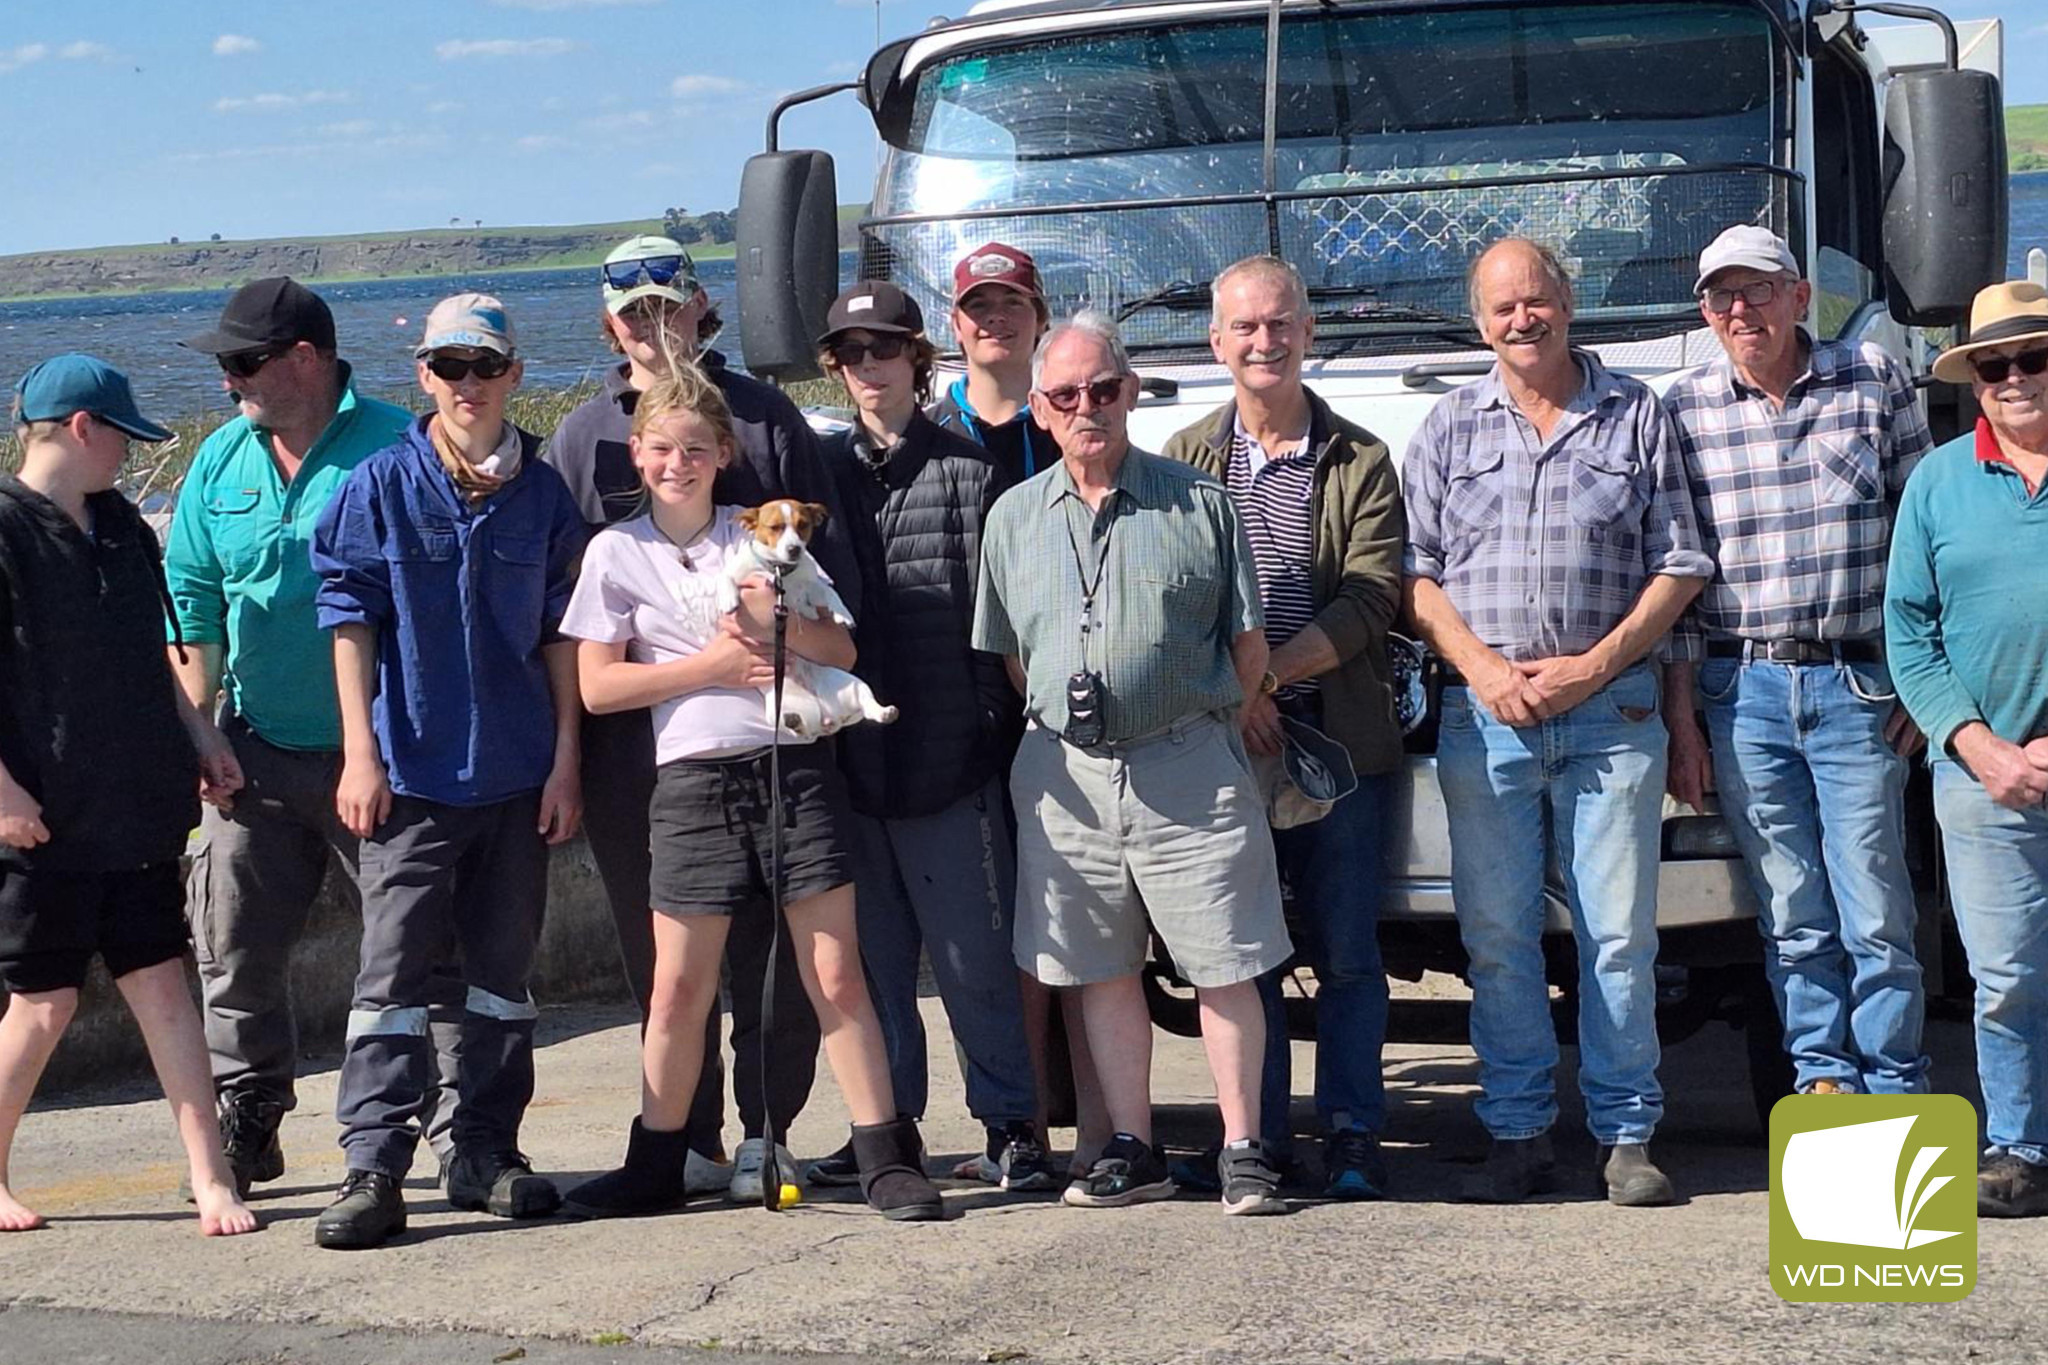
[163,276,459,1197]
[803,281,1053,1192]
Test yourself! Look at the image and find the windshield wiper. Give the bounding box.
[1306,287,1469,329]
[1114,280,1211,324]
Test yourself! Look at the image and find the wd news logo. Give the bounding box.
[1769,1094,1978,1302]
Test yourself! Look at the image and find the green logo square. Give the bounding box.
[1769,1093,1978,1302]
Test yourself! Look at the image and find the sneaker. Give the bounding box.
[314,1170,406,1250]
[444,1149,562,1219]
[806,1141,862,1188]
[685,1148,735,1194]
[1459,1134,1557,1204]
[965,1122,1059,1192]
[1218,1139,1287,1216]
[1321,1126,1388,1201]
[1978,1151,2048,1218]
[1597,1142,1678,1207]
[1168,1144,1224,1194]
[729,1137,799,1203]
[1061,1133,1175,1209]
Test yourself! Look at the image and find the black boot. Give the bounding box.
[563,1120,696,1220]
[314,1170,406,1249]
[851,1117,944,1222]
[444,1149,561,1219]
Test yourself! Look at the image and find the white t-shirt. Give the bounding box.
[559,507,779,763]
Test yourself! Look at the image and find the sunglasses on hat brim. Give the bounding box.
[603,256,693,291]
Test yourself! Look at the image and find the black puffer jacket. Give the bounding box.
[826,411,1019,819]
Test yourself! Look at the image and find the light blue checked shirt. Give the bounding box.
[1662,337,1932,661]
[1402,349,1712,661]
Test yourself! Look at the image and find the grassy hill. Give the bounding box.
[2013,104,2048,173]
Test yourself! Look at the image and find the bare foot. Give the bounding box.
[0,1184,47,1232]
[193,1180,261,1237]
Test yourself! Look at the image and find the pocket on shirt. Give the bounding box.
[1442,450,1506,544]
[1817,435,1882,504]
[490,533,545,567]
[1568,455,1643,529]
[204,489,267,577]
[1140,571,1223,636]
[391,518,458,563]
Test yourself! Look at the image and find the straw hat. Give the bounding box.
[1931,282,2048,384]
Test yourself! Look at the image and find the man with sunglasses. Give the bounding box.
[165,277,466,1199]
[309,294,585,1248]
[543,234,856,1203]
[1661,226,1934,1104]
[1889,280,2048,1218]
[974,313,1292,1216]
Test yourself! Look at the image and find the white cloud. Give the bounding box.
[213,34,262,57]
[214,90,351,112]
[581,109,657,132]
[435,38,580,60]
[317,119,378,138]
[58,41,115,61]
[425,99,463,114]
[490,0,658,8]
[670,73,747,97]
[0,43,49,73]
[515,133,572,151]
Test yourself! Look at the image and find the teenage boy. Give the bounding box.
[310,295,585,1249]
[930,242,1055,488]
[0,355,257,1237]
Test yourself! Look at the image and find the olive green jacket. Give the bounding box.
[1161,389,1408,775]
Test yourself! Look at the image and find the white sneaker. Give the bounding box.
[685,1147,734,1194]
[728,1138,799,1202]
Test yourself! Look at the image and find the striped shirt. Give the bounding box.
[1663,338,1933,660]
[1402,350,1712,660]
[974,449,1264,744]
[1224,416,1319,698]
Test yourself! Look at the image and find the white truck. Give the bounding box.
[734,0,2013,1124]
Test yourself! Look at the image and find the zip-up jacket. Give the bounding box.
[928,377,1052,490]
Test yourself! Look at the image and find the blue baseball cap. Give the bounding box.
[13,353,173,443]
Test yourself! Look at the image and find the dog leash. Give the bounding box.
[760,565,793,1212]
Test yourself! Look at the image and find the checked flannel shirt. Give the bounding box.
[1661,337,1932,661]
[1402,349,1712,662]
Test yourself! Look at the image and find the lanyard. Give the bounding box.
[954,378,1038,476]
[1063,497,1117,649]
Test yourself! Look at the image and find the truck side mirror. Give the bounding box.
[737,150,840,383]
[1881,69,2009,327]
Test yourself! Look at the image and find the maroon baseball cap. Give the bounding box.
[952,243,1043,305]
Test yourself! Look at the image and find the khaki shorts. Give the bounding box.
[1010,712,1290,989]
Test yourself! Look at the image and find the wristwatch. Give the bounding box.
[1259,670,1280,696]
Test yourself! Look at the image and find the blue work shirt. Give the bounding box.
[311,417,586,807]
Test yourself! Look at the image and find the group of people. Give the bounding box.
[0,222,2044,1245]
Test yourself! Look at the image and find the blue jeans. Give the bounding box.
[1931,759,2048,1166]
[1259,771,1393,1148]
[1697,655,1928,1094]
[1436,663,1666,1145]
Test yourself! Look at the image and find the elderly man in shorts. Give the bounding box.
[974,312,1293,1216]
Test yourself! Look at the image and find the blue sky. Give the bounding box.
[0,0,2041,256]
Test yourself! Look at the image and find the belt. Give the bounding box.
[1705,638,1882,664]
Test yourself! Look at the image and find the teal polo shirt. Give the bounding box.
[163,375,414,751]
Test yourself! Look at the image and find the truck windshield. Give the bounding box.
[866,1,1789,357]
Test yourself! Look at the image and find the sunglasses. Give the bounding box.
[425,352,515,383]
[1037,377,1127,413]
[218,346,290,380]
[1699,279,1783,314]
[1971,347,2048,385]
[828,335,910,367]
[602,255,692,291]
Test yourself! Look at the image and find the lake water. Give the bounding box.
[4,173,2045,419]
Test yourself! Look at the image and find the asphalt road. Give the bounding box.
[1,989,2041,1365]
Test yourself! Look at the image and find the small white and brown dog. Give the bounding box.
[717,499,898,738]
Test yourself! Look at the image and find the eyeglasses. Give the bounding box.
[425,352,515,383]
[602,255,692,291]
[1699,280,1783,314]
[218,346,290,380]
[1036,377,1127,413]
[1971,347,2048,386]
[828,335,910,367]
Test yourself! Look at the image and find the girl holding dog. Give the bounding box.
[556,366,942,1222]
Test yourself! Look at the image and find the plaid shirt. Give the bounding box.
[1662,338,1932,660]
[1403,350,1711,661]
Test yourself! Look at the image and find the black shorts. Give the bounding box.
[648,744,854,918]
[0,860,189,994]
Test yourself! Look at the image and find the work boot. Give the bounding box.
[1978,1151,2048,1218]
[1598,1142,1678,1207]
[444,1149,562,1219]
[314,1170,406,1250]
[183,1095,285,1203]
[1458,1134,1557,1204]
[563,1120,696,1220]
[806,1140,862,1187]
[1803,1078,1852,1095]
[851,1117,945,1221]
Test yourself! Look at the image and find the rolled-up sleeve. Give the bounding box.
[162,454,227,646]
[1217,493,1265,639]
[1401,406,1451,583]
[1884,477,1979,753]
[1638,398,1714,582]
[310,471,391,630]
[1880,348,1935,500]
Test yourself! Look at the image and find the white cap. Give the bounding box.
[416,293,515,357]
[1694,226,1800,294]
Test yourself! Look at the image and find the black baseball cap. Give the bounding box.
[182,276,338,356]
[818,280,924,344]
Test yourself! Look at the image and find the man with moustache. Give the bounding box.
[1662,227,1932,1100]
[1402,238,1710,1206]
[1161,255,1407,1199]
[165,277,464,1196]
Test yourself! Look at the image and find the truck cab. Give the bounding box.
[736,0,2012,1120]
